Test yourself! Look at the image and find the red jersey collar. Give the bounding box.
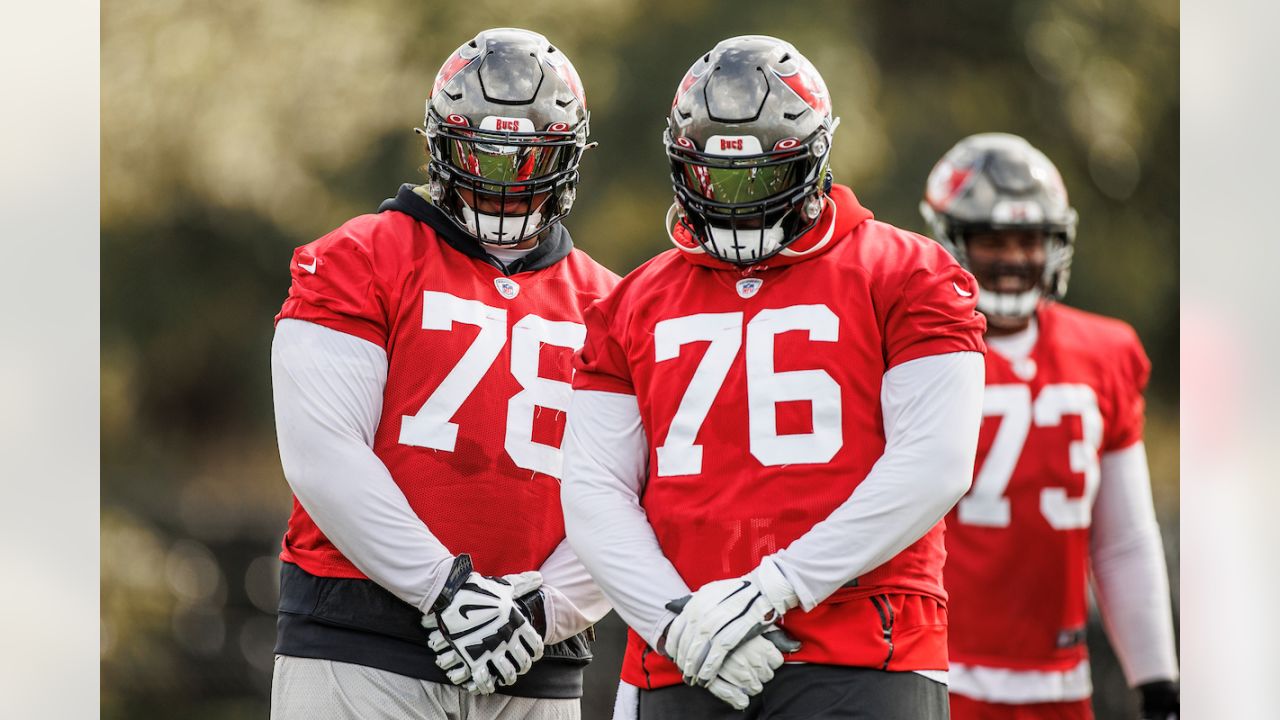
[666,184,874,271]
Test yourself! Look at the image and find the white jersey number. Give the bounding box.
[958,383,1103,530]
[654,305,842,477]
[398,290,584,479]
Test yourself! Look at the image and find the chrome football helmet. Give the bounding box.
[920,133,1078,323]
[665,35,837,265]
[420,28,589,246]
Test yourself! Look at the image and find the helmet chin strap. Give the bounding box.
[978,287,1041,326]
[459,205,544,245]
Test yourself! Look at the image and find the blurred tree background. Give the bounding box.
[102,0,1178,717]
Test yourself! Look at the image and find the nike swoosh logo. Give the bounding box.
[299,260,317,274]
[457,604,493,620]
[952,281,972,297]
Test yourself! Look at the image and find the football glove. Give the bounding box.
[1138,680,1179,720]
[704,630,799,709]
[424,558,545,695]
[423,612,478,693]
[425,570,547,694]
[663,560,800,687]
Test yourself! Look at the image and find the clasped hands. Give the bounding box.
[422,554,546,695]
[661,560,802,709]
[422,554,802,706]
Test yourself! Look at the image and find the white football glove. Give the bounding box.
[424,562,545,695]
[704,633,788,709]
[424,571,545,694]
[423,612,478,693]
[664,558,799,687]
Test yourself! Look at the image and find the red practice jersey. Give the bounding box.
[573,185,986,689]
[944,303,1151,683]
[276,203,618,580]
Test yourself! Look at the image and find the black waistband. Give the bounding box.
[274,562,592,699]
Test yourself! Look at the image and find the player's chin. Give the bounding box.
[983,312,1030,331]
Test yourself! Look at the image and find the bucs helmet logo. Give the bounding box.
[925,159,975,211]
[431,48,478,98]
[773,56,831,116]
[672,56,712,108]
[545,48,586,106]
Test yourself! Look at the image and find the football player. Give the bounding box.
[919,133,1180,720]
[561,36,988,719]
[269,28,617,720]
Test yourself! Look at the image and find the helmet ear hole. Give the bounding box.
[803,195,823,220]
[557,185,576,213]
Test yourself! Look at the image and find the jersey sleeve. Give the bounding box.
[880,248,987,368]
[275,221,391,348]
[572,294,635,395]
[1103,327,1152,451]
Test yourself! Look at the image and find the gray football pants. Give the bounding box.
[271,655,580,720]
[629,665,949,719]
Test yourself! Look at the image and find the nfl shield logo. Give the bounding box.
[494,277,520,300]
[736,278,763,299]
[1012,357,1037,381]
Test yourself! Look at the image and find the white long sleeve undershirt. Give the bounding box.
[272,318,453,613]
[561,387,682,647]
[561,351,985,648]
[1091,442,1180,686]
[272,318,607,642]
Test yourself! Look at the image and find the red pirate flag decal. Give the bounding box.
[773,56,831,116]
[431,44,480,98]
[673,59,712,108]
[925,159,976,211]
[545,48,586,106]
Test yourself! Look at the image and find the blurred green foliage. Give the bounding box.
[102,1,1177,717]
